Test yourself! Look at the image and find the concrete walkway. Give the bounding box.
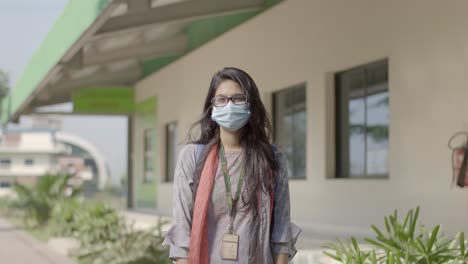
[0,217,76,264]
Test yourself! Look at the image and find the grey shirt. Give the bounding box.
[162,144,301,263]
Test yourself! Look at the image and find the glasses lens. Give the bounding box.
[232,94,248,105]
[213,95,228,107]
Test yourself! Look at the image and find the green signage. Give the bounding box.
[72,87,134,114]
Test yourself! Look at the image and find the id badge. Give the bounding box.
[221,233,239,260]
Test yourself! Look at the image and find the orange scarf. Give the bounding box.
[189,144,219,264]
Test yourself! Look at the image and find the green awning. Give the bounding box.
[3,0,281,122]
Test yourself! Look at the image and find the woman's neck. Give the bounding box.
[220,128,241,152]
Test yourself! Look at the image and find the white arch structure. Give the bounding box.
[55,132,109,189]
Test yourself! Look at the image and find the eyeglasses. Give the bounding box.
[211,94,248,107]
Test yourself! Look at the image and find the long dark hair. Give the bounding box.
[187,67,279,263]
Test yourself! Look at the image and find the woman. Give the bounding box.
[162,67,301,264]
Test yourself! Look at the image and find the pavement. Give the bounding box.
[0,217,76,264]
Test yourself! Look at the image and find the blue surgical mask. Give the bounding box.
[211,101,251,131]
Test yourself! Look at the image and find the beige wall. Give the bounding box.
[0,153,53,177]
[134,0,468,237]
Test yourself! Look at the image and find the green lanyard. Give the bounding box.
[219,144,244,233]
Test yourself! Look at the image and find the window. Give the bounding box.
[24,158,34,166]
[273,84,307,179]
[143,129,155,183]
[335,59,389,178]
[0,159,11,169]
[165,121,178,182]
[0,181,11,188]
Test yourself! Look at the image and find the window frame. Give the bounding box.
[164,121,178,182]
[0,159,11,169]
[272,82,307,180]
[143,128,155,184]
[334,58,389,179]
[24,158,34,166]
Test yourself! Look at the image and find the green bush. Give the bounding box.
[50,200,121,244]
[74,202,122,245]
[8,174,171,264]
[49,200,170,264]
[324,207,468,264]
[49,198,84,237]
[72,220,171,264]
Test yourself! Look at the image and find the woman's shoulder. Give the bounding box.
[179,143,208,164]
[173,144,200,181]
[179,143,199,160]
[180,143,198,154]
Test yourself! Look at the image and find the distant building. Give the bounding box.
[0,128,109,196]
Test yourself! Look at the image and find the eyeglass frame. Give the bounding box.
[211,94,249,107]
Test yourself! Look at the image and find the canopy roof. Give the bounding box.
[5,0,280,121]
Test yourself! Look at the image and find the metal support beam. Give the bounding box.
[60,50,83,70]
[83,34,188,66]
[96,0,264,36]
[53,66,142,91]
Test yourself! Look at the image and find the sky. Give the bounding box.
[0,0,127,185]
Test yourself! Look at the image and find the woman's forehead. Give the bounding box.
[215,80,243,96]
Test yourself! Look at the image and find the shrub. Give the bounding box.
[50,200,121,244]
[73,202,122,245]
[50,200,171,263]
[72,220,171,264]
[9,174,171,264]
[324,207,468,264]
[49,198,84,237]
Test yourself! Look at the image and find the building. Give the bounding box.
[0,129,66,189]
[3,0,468,243]
[0,128,110,194]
